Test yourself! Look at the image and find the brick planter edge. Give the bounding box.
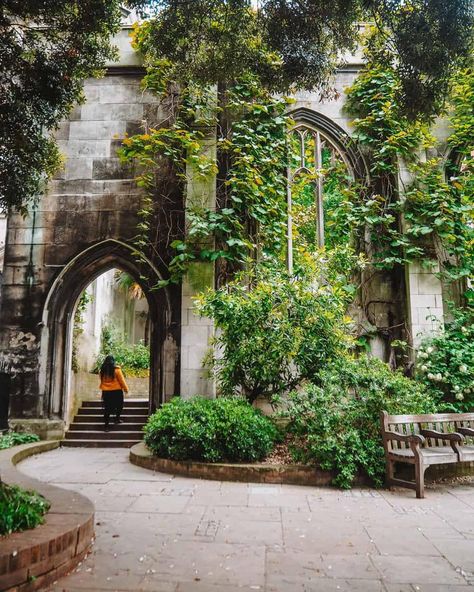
[129,442,335,486]
[0,441,95,592]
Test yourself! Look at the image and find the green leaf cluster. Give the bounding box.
[0,483,50,536]
[284,355,435,488]
[94,324,150,377]
[344,30,474,285]
[143,396,277,462]
[0,432,40,450]
[196,256,353,403]
[129,0,473,118]
[416,306,474,412]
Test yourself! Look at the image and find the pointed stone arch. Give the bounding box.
[39,239,179,423]
[288,107,369,181]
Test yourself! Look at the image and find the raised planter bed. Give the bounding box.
[129,442,334,486]
[130,442,474,488]
[0,441,95,592]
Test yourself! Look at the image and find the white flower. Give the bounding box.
[455,392,464,401]
[454,385,461,392]
[418,351,428,359]
[427,346,434,354]
[428,373,435,380]
[459,364,468,373]
[420,365,428,372]
[462,326,468,334]
[435,373,443,382]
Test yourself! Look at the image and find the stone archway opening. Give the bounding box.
[39,240,179,438]
[66,266,152,429]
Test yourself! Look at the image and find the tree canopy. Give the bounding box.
[0,0,472,211]
[0,1,122,211]
[130,0,473,117]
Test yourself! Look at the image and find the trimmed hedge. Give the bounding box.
[144,396,277,463]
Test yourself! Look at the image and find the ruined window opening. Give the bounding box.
[286,124,352,273]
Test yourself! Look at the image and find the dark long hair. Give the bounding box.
[100,355,116,380]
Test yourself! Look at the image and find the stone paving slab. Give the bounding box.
[19,448,474,592]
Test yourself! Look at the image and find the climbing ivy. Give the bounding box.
[119,20,291,285]
[344,29,474,293]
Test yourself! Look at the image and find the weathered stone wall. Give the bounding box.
[0,65,181,429]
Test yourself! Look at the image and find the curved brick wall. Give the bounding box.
[0,441,94,592]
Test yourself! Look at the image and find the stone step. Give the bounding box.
[61,439,139,448]
[81,399,149,408]
[73,414,148,423]
[77,407,149,416]
[69,422,145,431]
[65,430,143,440]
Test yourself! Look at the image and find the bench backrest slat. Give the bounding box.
[384,412,474,423]
[381,411,474,451]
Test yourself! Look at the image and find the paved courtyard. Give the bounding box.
[20,448,474,592]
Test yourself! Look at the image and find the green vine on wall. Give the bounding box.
[71,290,93,373]
[344,29,474,296]
[118,21,291,287]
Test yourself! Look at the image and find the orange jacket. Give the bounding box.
[99,367,129,392]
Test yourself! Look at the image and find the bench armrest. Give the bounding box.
[458,427,474,437]
[420,429,464,456]
[383,430,425,446]
[420,429,465,443]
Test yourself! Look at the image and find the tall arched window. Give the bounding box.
[287,121,354,272]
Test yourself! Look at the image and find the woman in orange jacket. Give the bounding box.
[99,355,129,432]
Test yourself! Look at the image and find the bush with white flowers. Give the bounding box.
[416,307,474,411]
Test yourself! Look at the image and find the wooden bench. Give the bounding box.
[381,411,474,498]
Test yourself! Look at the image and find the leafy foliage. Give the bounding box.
[94,324,150,377]
[71,290,93,373]
[284,355,435,488]
[416,307,474,412]
[129,0,473,118]
[345,31,474,290]
[196,257,354,402]
[0,0,121,210]
[119,70,290,285]
[144,396,277,462]
[0,432,40,450]
[0,483,49,535]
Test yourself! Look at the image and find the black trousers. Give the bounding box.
[102,390,124,425]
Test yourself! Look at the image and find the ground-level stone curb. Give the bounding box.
[129,442,335,486]
[0,441,95,592]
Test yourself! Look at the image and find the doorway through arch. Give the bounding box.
[39,239,179,429]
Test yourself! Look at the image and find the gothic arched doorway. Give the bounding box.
[39,239,179,427]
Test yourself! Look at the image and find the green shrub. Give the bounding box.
[0,483,50,535]
[93,324,150,377]
[0,432,40,450]
[416,307,474,412]
[144,397,278,462]
[284,355,436,488]
[196,260,352,403]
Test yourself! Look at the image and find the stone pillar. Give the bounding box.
[180,135,216,398]
[398,154,445,349]
[406,261,444,347]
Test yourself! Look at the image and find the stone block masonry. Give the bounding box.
[0,68,182,428]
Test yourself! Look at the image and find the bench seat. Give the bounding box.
[381,411,474,498]
[389,446,458,462]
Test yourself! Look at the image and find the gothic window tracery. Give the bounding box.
[286,122,353,272]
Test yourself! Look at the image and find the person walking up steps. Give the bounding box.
[99,355,129,432]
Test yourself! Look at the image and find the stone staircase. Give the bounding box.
[62,398,149,448]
